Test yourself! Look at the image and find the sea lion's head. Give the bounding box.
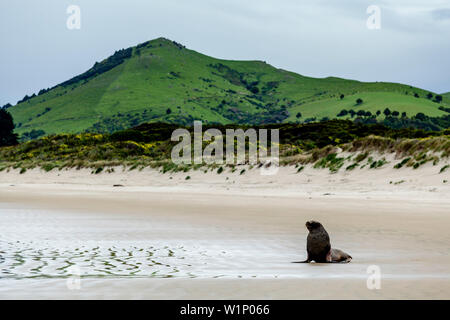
[305,220,323,232]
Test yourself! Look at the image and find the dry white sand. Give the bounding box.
[0,163,449,299]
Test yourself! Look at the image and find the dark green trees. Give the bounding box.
[0,108,18,146]
[415,112,427,121]
[21,129,46,141]
[249,86,259,94]
[356,110,366,116]
[337,109,348,117]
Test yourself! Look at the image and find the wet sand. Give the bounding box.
[0,165,449,299]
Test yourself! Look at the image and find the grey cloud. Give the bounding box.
[432,8,450,20]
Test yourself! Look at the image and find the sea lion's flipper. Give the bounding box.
[326,250,332,263]
[330,248,352,263]
[292,255,310,263]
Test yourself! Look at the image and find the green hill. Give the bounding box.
[8,37,449,136]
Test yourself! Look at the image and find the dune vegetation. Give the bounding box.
[1,120,448,175]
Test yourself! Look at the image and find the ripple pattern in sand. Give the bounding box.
[0,208,300,280]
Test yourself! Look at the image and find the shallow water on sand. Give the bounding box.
[0,205,308,280]
[1,203,449,284]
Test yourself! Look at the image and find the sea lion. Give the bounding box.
[293,220,352,263]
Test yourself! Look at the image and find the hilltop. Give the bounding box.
[7,37,450,137]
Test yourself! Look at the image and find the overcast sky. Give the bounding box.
[1,0,449,106]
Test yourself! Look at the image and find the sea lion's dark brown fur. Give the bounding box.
[293,220,352,263]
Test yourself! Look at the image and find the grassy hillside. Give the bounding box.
[8,37,449,136]
[285,92,446,122]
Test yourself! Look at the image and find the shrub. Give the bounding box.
[314,153,345,173]
[394,157,411,169]
[42,163,56,172]
[110,130,144,142]
[355,152,369,162]
[250,87,259,94]
[94,167,103,174]
[415,112,427,121]
[21,129,46,142]
[357,110,366,116]
[370,159,387,169]
[337,110,348,117]
[434,95,443,103]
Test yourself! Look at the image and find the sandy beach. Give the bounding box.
[0,164,449,299]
